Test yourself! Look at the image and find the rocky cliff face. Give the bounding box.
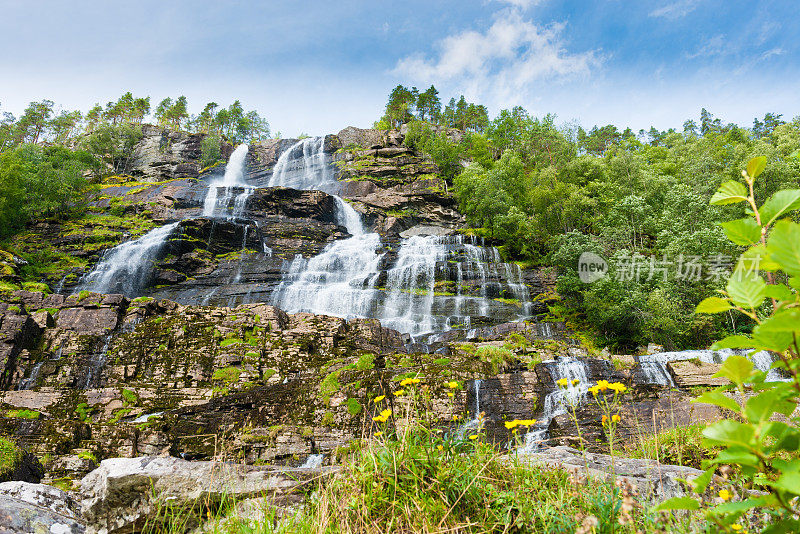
[0,124,726,493]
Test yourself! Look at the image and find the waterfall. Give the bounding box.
[270,137,331,189]
[18,362,44,390]
[77,146,252,297]
[76,222,179,295]
[521,358,589,452]
[203,144,252,218]
[274,233,383,319]
[638,348,787,385]
[457,379,484,438]
[299,454,324,469]
[264,137,532,336]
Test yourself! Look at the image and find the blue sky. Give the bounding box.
[1,0,797,136]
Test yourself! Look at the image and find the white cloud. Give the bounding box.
[649,0,701,20]
[392,10,598,108]
[493,0,542,9]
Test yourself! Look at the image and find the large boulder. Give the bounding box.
[79,456,332,534]
[518,445,710,501]
[0,481,85,533]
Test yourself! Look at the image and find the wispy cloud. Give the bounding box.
[649,0,701,20]
[393,9,599,107]
[493,0,543,9]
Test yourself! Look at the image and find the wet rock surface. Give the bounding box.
[0,481,86,534]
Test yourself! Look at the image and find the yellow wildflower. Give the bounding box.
[380,408,392,419]
[373,395,385,403]
[596,380,610,392]
[612,414,621,423]
[399,377,420,387]
[437,445,443,451]
[731,525,742,532]
[469,434,479,440]
[372,415,386,423]
[393,389,405,396]
[374,431,383,437]
[518,419,536,426]
[602,415,608,425]
[410,378,421,384]
[556,378,569,388]
[453,415,461,421]
[571,378,580,386]
[719,489,732,501]
[608,382,627,394]
[447,391,454,397]
[505,420,519,430]
[446,381,459,389]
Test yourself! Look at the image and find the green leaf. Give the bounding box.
[652,496,699,512]
[710,180,749,205]
[710,448,760,468]
[745,388,795,423]
[726,269,766,309]
[695,297,732,314]
[714,355,753,384]
[764,284,796,302]
[737,244,781,272]
[721,218,762,245]
[693,390,740,413]
[767,220,800,277]
[771,472,800,496]
[751,327,794,353]
[711,335,753,350]
[712,497,768,515]
[759,189,800,227]
[689,467,715,493]
[757,309,800,333]
[703,420,755,447]
[747,156,767,179]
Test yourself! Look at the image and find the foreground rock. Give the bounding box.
[80,456,331,534]
[0,481,85,533]
[519,445,707,500]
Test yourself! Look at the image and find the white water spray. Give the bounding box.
[203,144,251,217]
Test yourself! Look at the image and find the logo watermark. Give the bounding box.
[578,252,608,283]
[577,252,752,284]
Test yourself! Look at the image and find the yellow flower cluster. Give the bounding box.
[393,389,405,396]
[588,380,627,395]
[372,408,392,423]
[446,381,459,389]
[504,419,537,430]
[469,434,479,440]
[373,395,385,403]
[719,489,733,501]
[556,378,569,387]
[399,377,421,387]
[602,414,622,425]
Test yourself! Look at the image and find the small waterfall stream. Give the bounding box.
[76,145,252,296]
[202,144,252,218]
[76,222,180,295]
[638,349,786,385]
[522,358,589,452]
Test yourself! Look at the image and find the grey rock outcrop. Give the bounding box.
[79,456,331,534]
[518,445,707,500]
[0,481,86,533]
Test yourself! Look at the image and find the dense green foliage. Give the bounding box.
[384,89,800,349]
[0,145,97,237]
[656,160,800,532]
[0,93,273,242]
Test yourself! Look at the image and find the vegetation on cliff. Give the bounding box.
[375,85,800,350]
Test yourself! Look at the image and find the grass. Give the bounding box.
[622,422,719,469]
[0,436,22,480]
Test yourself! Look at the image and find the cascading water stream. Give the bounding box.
[76,146,251,297]
[638,348,786,385]
[76,222,180,295]
[521,358,589,452]
[203,144,252,218]
[457,379,484,438]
